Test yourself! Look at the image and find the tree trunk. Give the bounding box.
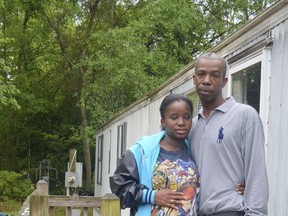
[80,100,92,185]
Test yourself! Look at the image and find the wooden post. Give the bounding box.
[66,207,72,216]
[29,180,49,216]
[69,149,77,172]
[83,207,88,216]
[67,149,77,196]
[101,193,120,216]
[49,206,55,216]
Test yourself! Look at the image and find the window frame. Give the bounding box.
[97,134,104,185]
[117,122,127,166]
[227,48,271,153]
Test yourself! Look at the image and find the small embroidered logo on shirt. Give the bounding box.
[217,127,224,144]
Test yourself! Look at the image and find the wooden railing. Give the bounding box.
[29,180,120,216]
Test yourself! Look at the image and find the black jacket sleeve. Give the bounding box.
[109,150,148,212]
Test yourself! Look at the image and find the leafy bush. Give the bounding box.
[0,171,33,202]
[0,199,22,213]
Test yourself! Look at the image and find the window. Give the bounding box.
[232,62,261,112]
[97,134,103,185]
[117,122,127,166]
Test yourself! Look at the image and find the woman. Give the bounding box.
[110,94,199,216]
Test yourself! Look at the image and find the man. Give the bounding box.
[188,52,269,216]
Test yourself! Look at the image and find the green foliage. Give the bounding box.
[0,0,276,193]
[0,30,20,110]
[0,171,33,202]
[0,75,20,110]
[0,199,22,214]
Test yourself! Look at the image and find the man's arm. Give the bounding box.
[243,113,269,215]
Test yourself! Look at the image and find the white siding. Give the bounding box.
[267,18,288,216]
[94,1,288,215]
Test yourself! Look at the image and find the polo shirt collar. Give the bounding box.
[216,96,236,113]
[197,96,236,118]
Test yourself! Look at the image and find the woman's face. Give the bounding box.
[161,100,192,141]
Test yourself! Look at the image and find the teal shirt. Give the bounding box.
[130,131,193,216]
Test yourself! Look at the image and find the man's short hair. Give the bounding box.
[195,52,228,77]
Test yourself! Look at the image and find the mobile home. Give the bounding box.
[94,0,288,215]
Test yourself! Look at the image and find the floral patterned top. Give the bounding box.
[151,147,200,216]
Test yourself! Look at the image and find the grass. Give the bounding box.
[53,207,94,215]
[0,200,22,215]
[0,200,95,216]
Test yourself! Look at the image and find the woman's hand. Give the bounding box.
[236,182,245,195]
[154,189,186,210]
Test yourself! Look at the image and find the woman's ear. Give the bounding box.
[161,118,165,129]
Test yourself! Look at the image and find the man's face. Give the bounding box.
[193,58,227,104]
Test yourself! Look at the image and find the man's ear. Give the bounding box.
[222,77,228,87]
[192,74,196,84]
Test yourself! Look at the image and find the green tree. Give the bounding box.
[0,171,33,202]
[0,0,276,194]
